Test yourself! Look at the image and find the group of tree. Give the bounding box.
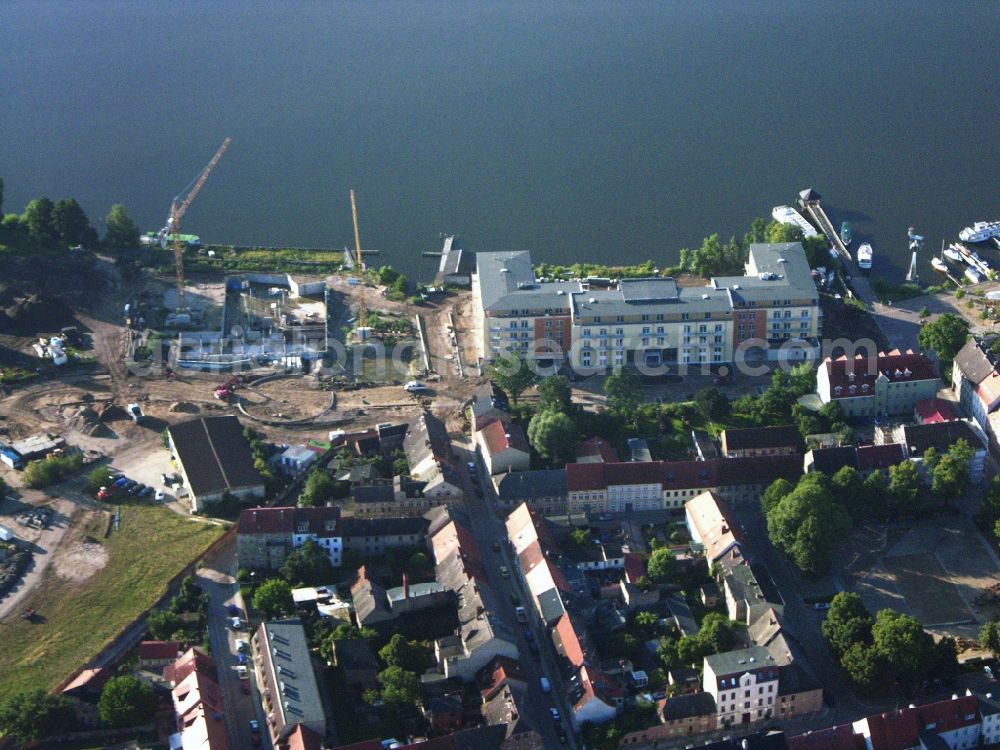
[763,472,852,576]
[280,539,336,586]
[793,400,851,444]
[918,313,970,371]
[98,675,156,728]
[977,475,1000,541]
[376,265,412,302]
[488,351,538,405]
[147,575,210,643]
[730,367,814,428]
[22,451,84,489]
[0,688,76,745]
[822,593,958,693]
[658,612,741,668]
[646,547,678,584]
[525,373,580,466]
[677,218,833,279]
[298,469,340,507]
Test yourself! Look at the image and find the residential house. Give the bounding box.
[332,638,380,694]
[665,592,700,637]
[720,425,803,458]
[291,585,353,622]
[166,415,266,512]
[685,491,747,568]
[139,640,183,671]
[471,382,511,432]
[852,695,982,750]
[351,566,394,628]
[723,564,772,625]
[429,507,518,680]
[566,455,802,515]
[551,613,622,728]
[478,656,528,704]
[816,350,940,418]
[386,575,452,616]
[804,444,906,477]
[492,469,568,516]
[480,684,546,750]
[506,503,571,626]
[915,398,959,425]
[166,647,230,750]
[477,419,531,476]
[404,413,462,500]
[349,477,434,518]
[236,506,342,570]
[252,619,330,746]
[952,337,1000,448]
[704,646,780,728]
[339,516,429,556]
[279,445,320,476]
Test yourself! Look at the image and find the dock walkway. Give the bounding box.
[798,189,852,263]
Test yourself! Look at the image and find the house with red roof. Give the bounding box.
[138,640,184,671]
[575,436,620,464]
[817,350,940,418]
[852,695,982,750]
[952,337,1000,451]
[476,419,530,476]
[236,505,342,570]
[166,647,230,750]
[914,398,958,425]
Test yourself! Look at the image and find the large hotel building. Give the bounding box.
[472,242,822,369]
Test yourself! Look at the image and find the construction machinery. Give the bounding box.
[160,137,232,308]
[349,189,371,339]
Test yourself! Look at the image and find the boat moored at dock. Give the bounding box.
[840,221,852,247]
[857,243,873,270]
[931,257,948,273]
[943,246,964,262]
[959,221,1000,243]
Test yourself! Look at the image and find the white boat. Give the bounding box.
[931,257,948,273]
[771,205,819,238]
[965,267,983,284]
[857,243,873,270]
[943,247,964,262]
[959,221,1000,243]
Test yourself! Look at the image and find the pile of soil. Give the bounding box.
[169,401,200,414]
[65,405,113,437]
[96,402,128,422]
[0,285,77,336]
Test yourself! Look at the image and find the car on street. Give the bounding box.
[154,489,165,501]
[249,720,260,733]
[241,680,251,695]
[515,606,528,623]
[499,565,509,578]
[403,381,428,393]
[236,638,248,652]
[550,708,561,722]
[523,629,533,642]
[236,665,248,679]
[231,617,244,630]
[540,677,552,693]
[228,604,240,617]
[813,602,831,610]
[238,652,247,664]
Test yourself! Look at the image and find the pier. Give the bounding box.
[798,188,853,263]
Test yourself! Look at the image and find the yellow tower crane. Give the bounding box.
[350,188,367,332]
[160,137,232,307]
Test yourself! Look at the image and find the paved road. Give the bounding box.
[196,538,271,750]
[456,438,575,749]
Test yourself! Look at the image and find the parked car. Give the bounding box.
[515,606,528,623]
[139,485,154,497]
[556,726,568,743]
[813,602,831,611]
[154,489,165,501]
[499,565,509,578]
[236,638,248,653]
[249,719,260,733]
[228,604,240,617]
[236,665,248,679]
[523,629,534,642]
[231,617,244,630]
[540,677,552,693]
[403,381,428,393]
[128,483,145,495]
[549,708,561,722]
[241,680,251,695]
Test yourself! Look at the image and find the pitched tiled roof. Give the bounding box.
[576,436,620,463]
[567,456,802,492]
[479,419,530,456]
[139,640,183,661]
[953,339,995,385]
[554,612,587,668]
[900,420,984,457]
[168,416,264,497]
[914,399,958,424]
[404,412,452,467]
[685,491,747,563]
[623,552,646,583]
[856,444,906,471]
[340,516,429,538]
[788,724,866,750]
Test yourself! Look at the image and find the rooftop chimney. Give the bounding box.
[403,572,410,599]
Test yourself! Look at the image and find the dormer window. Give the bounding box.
[862,384,869,392]
[849,385,857,394]
[834,386,842,395]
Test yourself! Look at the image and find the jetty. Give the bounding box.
[798,188,853,263]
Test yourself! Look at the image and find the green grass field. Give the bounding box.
[0,505,224,701]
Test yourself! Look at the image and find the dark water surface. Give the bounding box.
[2,1,998,280]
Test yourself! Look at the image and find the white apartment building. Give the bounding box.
[704,646,780,728]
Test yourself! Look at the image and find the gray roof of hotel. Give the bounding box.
[258,619,326,727]
[620,277,680,302]
[712,243,817,303]
[572,282,733,317]
[705,645,775,676]
[495,469,567,501]
[476,251,581,311]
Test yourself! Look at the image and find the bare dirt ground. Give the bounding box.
[54,539,109,583]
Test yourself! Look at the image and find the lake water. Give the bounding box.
[1,1,998,281]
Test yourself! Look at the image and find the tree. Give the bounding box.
[932,636,960,680]
[633,611,660,640]
[931,455,965,501]
[698,612,737,654]
[378,666,421,706]
[0,689,76,744]
[766,220,804,244]
[761,478,794,515]
[281,540,335,586]
[872,609,934,681]
[570,528,592,548]
[147,608,182,640]
[979,621,1000,657]
[22,196,56,241]
[918,313,970,366]
[822,592,874,656]
[537,375,573,414]
[103,203,140,252]
[377,265,401,286]
[922,446,940,474]
[52,198,90,246]
[744,217,768,246]
[830,466,865,522]
[863,470,887,519]
[888,461,921,512]
[694,387,730,421]
[379,634,430,672]
[252,578,293,619]
[98,675,156,728]
[841,642,882,692]
[646,548,677,583]
[0,176,4,215]
[527,409,578,465]
[299,470,336,507]
[766,473,850,576]
[89,465,117,492]
[604,366,641,418]
[489,351,536,404]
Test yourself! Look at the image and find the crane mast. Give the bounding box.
[350,189,367,331]
[161,137,232,306]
